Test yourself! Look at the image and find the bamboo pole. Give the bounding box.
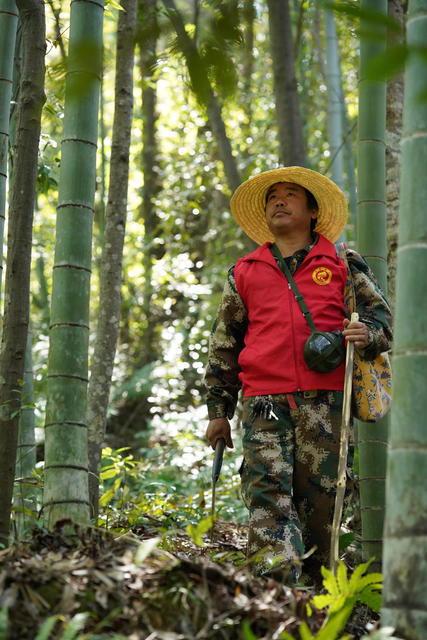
[330,312,358,573]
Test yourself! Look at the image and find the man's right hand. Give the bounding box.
[206,418,234,450]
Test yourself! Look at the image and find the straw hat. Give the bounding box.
[230,167,348,244]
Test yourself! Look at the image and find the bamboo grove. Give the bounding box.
[0,0,426,637]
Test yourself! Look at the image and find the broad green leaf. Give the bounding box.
[358,588,382,613]
[339,531,355,551]
[100,467,119,480]
[99,488,115,507]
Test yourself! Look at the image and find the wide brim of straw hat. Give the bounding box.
[230,167,348,244]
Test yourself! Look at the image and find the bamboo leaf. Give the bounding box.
[298,621,314,640]
[242,619,259,639]
[323,0,402,33]
[339,531,355,551]
[134,537,160,566]
[60,613,89,640]
[316,603,355,640]
[364,44,409,81]
[336,560,348,593]
[34,615,60,640]
[186,515,213,546]
[0,607,8,637]
[99,488,115,507]
[100,468,119,480]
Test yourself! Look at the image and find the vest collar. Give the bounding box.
[240,234,338,266]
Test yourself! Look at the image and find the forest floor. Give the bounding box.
[0,518,381,640]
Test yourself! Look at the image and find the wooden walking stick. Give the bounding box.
[330,312,359,573]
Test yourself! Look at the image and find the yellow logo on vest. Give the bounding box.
[312,267,332,285]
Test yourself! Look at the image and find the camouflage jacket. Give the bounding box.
[204,237,393,420]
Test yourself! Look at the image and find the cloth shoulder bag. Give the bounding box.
[337,244,392,422]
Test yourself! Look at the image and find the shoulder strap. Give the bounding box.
[336,243,356,316]
[270,243,317,332]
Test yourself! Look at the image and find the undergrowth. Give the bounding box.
[7,419,403,640]
[97,419,247,532]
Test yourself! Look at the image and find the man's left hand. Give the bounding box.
[342,318,370,349]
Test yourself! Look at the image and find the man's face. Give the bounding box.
[265,182,318,238]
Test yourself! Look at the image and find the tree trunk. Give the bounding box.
[86,0,137,519]
[0,0,45,547]
[162,0,241,192]
[46,0,66,60]
[43,0,104,528]
[385,0,404,316]
[266,0,305,166]
[240,0,255,152]
[382,0,427,636]
[138,0,161,367]
[357,0,388,572]
[0,0,18,297]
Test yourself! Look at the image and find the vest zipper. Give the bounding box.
[287,282,302,390]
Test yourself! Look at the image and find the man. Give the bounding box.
[204,167,392,585]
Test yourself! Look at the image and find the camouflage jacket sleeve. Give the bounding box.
[347,248,393,360]
[203,266,248,420]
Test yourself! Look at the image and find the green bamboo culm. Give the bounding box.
[43,0,104,528]
[324,8,348,245]
[324,9,344,190]
[357,0,388,572]
[14,329,36,538]
[382,0,427,635]
[0,0,18,297]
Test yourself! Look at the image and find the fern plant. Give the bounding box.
[312,559,382,614]
[279,559,382,640]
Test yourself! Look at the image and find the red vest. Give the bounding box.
[234,235,347,397]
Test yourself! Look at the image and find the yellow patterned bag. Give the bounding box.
[338,245,392,423]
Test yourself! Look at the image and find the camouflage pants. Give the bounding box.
[240,391,351,582]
